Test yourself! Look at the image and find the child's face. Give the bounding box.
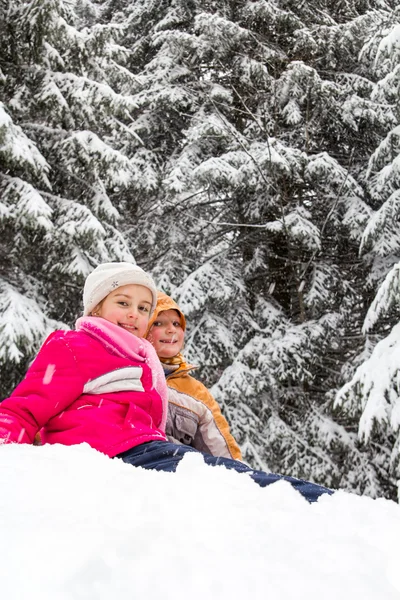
[97,284,152,337]
[147,309,185,358]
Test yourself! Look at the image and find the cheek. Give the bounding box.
[146,329,158,344]
[177,331,185,347]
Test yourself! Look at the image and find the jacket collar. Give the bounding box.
[75,316,168,431]
[76,316,149,362]
[166,360,197,379]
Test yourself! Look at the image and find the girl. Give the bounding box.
[146,292,242,460]
[0,262,167,454]
[0,262,332,503]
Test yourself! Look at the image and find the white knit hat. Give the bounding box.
[83,262,157,316]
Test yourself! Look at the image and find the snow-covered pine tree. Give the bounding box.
[105,0,260,382]
[0,0,138,393]
[102,0,399,495]
[2,0,399,498]
[335,7,400,496]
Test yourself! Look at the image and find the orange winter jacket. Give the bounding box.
[166,361,242,460]
[146,292,242,461]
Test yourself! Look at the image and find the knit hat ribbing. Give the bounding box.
[83,262,157,316]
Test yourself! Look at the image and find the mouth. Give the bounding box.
[119,323,138,333]
[160,339,177,344]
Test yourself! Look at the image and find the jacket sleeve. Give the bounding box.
[167,376,242,460]
[0,333,85,445]
[195,385,243,461]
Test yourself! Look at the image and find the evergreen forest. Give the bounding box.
[1,0,400,499]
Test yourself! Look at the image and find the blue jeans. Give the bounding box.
[117,440,333,503]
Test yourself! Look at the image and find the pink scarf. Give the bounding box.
[75,316,168,431]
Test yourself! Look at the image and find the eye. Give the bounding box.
[118,301,128,307]
[173,321,181,328]
[153,320,162,326]
[139,305,150,313]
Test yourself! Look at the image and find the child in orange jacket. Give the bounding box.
[146,292,242,460]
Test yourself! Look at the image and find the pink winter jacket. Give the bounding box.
[0,317,168,457]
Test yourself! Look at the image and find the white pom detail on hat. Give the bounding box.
[83,262,157,316]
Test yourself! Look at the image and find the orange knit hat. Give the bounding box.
[146,291,186,335]
[145,292,187,365]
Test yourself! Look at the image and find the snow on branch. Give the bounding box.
[1,178,53,231]
[249,140,295,175]
[174,260,244,316]
[375,24,400,74]
[244,0,304,32]
[0,280,63,364]
[102,223,134,264]
[194,12,253,51]
[0,103,50,185]
[361,190,400,256]
[341,196,372,241]
[343,95,395,132]
[20,0,85,62]
[132,84,193,112]
[185,113,237,145]
[234,55,271,87]
[151,29,204,58]
[47,72,139,123]
[251,312,340,386]
[366,126,400,180]
[305,152,362,197]
[43,40,66,69]
[163,148,203,193]
[284,206,321,252]
[193,156,240,186]
[363,261,400,333]
[305,263,341,310]
[335,322,400,445]
[89,179,119,223]
[54,194,106,240]
[57,131,138,187]
[52,245,94,277]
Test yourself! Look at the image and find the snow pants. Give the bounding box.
[117,440,333,503]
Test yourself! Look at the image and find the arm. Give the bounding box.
[167,376,242,460]
[194,384,242,460]
[0,333,84,444]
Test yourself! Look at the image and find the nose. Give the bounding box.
[127,306,139,319]
[166,322,176,333]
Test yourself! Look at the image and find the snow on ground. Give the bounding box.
[1,443,400,600]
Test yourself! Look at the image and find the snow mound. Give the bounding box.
[1,443,399,600]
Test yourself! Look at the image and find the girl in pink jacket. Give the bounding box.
[0,262,168,455]
[0,262,333,503]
